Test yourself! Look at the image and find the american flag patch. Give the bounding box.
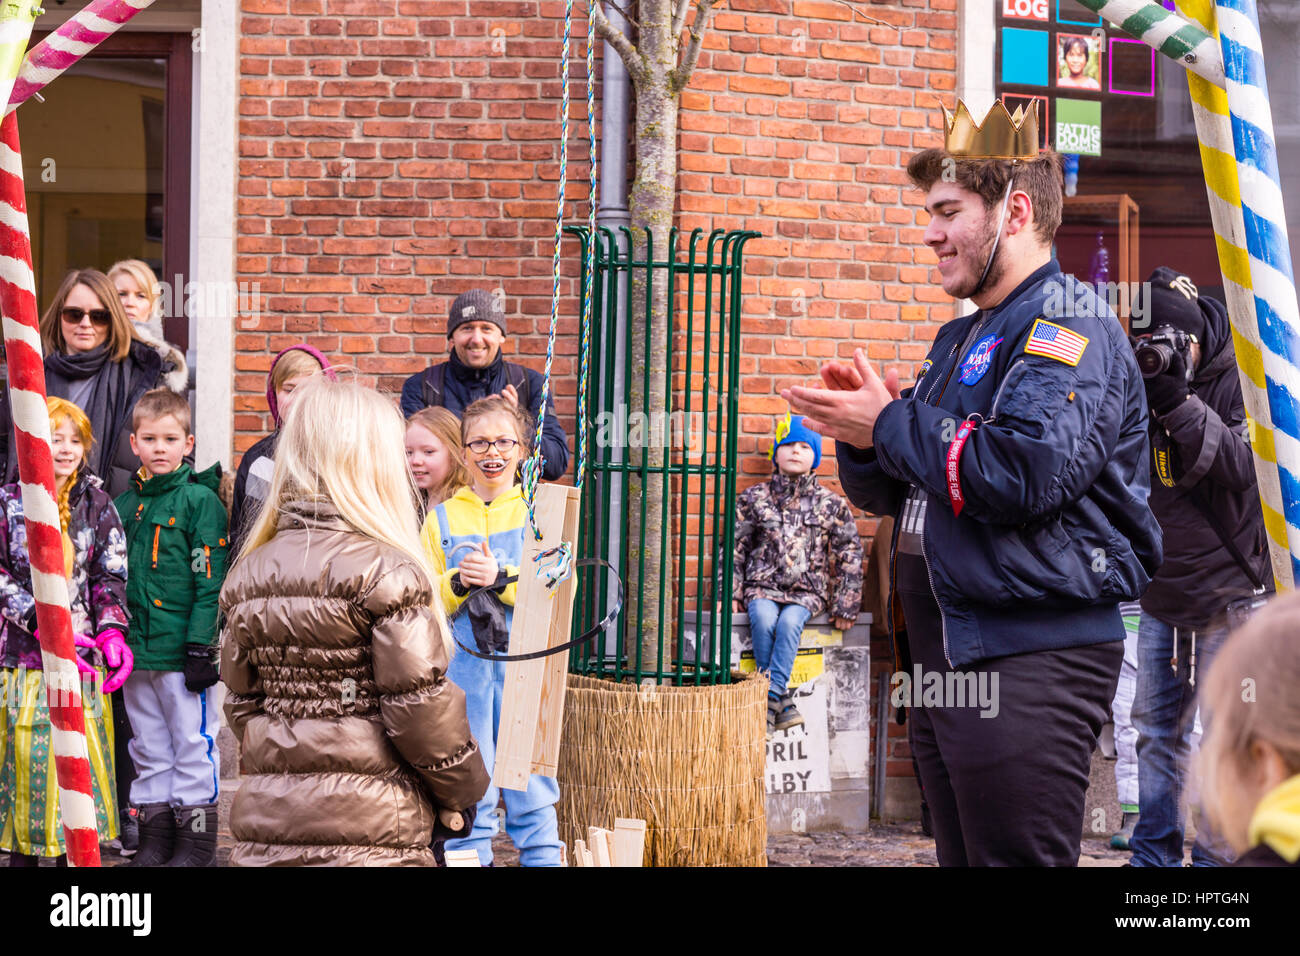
[1024,319,1089,366]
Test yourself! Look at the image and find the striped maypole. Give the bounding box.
[1174,0,1293,590]
[6,0,158,115]
[1075,0,1225,87]
[1210,0,1300,583]
[0,6,102,865]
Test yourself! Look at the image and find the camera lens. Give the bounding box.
[1136,342,1172,379]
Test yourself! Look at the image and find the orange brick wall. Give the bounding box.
[236,0,959,787]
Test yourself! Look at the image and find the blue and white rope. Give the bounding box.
[522,0,575,541]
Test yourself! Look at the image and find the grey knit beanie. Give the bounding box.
[446,289,507,337]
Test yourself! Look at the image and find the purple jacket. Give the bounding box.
[0,473,129,670]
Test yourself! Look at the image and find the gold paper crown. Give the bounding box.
[942,100,1040,162]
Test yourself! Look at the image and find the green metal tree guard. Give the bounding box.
[566,226,759,686]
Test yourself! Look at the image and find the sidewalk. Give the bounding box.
[62,776,1129,867]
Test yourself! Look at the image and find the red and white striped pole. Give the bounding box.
[6,0,158,115]
[0,112,101,865]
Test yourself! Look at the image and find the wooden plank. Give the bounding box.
[587,826,613,867]
[572,839,587,867]
[494,483,572,791]
[613,817,647,867]
[444,849,481,868]
[532,486,582,777]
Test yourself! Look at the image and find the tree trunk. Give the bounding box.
[624,0,677,678]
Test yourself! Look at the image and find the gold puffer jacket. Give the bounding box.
[219,499,489,866]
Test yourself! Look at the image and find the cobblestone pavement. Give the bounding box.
[9,781,1132,866]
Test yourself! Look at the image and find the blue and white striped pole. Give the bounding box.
[1214,0,1300,583]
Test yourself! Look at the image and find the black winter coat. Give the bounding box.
[400,351,569,481]
[1140,295,1271,629]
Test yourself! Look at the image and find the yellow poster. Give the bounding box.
[738,647,824,689]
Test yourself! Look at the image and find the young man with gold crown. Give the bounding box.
[785,101,1163,865]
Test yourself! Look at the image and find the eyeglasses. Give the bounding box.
[466,438,520,454]
[61,307,112,328]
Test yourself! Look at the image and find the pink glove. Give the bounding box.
[95,630,134,694]
[71,632,98,679]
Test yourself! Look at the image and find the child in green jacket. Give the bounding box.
[114,388,229,867]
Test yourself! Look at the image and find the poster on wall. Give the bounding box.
[764,673,832,795]
[1002,0,1048,20]
[1056,97,1102,155]
[1057,33,1103,91]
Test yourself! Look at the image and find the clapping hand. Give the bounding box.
[782,348,903,449]
[458,542,500,588]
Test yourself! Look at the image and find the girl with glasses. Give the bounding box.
[420,394,564,866]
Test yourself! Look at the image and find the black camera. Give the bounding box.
[1133,325,1194,380]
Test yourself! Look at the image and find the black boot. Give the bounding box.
[165,804,218,867]
[122,803,175,867]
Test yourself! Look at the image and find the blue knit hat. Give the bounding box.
[769,413,821,470]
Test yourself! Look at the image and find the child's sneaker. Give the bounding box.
[116,806,139,857]
[1110,811,1138,850]
[766,694,779,739]
[774,693,804,731]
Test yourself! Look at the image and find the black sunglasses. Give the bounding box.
[61,307,112,328]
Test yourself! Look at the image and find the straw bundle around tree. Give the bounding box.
[557,672,768,866]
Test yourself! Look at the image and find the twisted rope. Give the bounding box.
[522,0,576,540]
[577,0,597,489]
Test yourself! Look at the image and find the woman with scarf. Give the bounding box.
[1,268,182,498]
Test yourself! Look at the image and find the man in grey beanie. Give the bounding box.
[401,289,569,481]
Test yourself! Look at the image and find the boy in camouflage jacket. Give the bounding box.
[733,414,863,733]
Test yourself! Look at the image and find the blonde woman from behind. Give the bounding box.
[1198,592,1300,867]
[219,377,489,865]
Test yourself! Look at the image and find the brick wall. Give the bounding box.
[235,0,596,453]
[235,0,958,794]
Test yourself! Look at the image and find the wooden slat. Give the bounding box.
[444,849,481,868]
[573,838,591,868]
[494,483,572,791]
[613,817,647,867]
[532,487,581,777]
[588,826,614,867]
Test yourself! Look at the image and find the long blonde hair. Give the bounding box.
[239,378,450,653]
[407,406,469,507]
[1198,592,1300,851]
[48,397,93,576]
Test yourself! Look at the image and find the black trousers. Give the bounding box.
[900,589,1122,866]
[111,687,136,813]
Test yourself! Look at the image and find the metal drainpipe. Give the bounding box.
[597,7,632,659]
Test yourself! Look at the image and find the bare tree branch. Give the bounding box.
[671,0,692,38]
[669,0,719,94]
[591,1,646,85]
[605,0,639,31]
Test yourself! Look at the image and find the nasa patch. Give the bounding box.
[958,333,1004,386]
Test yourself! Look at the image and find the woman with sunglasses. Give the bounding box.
[2,269,182,499]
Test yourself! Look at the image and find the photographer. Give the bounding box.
[1129,266,1272,868]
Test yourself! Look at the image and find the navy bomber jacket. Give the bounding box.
[837,261,1162,668]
